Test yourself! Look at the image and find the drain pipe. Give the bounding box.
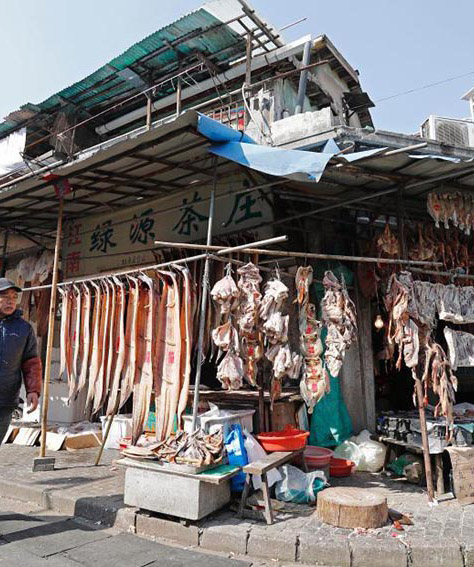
[294,39,312,114]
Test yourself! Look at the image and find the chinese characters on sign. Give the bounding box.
[130,208,156,245]
[173,192,209,236]
[90,220,117,254]
[224,193,263,227]
[65,188,272,277]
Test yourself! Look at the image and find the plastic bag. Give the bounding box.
[224,424,248,492]
[333,440,362,465]
[388,453,420,476]
[356,440,387,473]
[244,431,282,490]
[275,464,327,504]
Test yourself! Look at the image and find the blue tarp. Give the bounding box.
[209,141,335,182]
[197,113,471,183]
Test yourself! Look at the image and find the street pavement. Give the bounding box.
[0,499,252,567]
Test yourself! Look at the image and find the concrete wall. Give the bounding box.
[311,64,363,129]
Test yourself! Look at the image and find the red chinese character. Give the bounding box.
[66,252,81,275]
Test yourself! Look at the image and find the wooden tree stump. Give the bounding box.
[317,487,388,528]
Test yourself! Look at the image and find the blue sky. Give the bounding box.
[1,0,473,134]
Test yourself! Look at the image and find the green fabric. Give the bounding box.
[197,464,240,477]
[309,263,353,448]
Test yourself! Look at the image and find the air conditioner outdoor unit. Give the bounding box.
[420,115,474,148]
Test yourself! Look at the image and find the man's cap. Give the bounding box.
[0,278,22,293]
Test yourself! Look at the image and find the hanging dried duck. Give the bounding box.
[260,274,301,408]
[211,264,245,391]
[295,266,329,413]
[321,271,357,378]
[236,262,263,387]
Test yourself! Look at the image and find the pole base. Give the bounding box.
[32,457,55,472]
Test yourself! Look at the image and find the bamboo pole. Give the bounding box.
[190,160,217,432]
[154,241,443,267]
[39,198,64,458]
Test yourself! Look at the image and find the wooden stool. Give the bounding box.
[239,448,306,525]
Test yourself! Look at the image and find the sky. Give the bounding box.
[1,0,473,135]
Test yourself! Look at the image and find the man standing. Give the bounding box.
[0,278,42,443]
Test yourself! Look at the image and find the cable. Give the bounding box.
[375,70,474,104]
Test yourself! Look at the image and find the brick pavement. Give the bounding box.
[1,445,473,567]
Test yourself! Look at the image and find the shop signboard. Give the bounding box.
[62,186,273,277]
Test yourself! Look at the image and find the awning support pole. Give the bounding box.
[39,197,64,459]
[190,158,217,432]
[415,377,435,501]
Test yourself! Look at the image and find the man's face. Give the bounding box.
[0,289,19,318]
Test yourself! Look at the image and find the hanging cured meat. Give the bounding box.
[85,281,102,411]
[321,271,357,378]
[77,283,92,397]
[132,274,154,444]
[295,266,329,413]
[260,274,301,408]
[119,276,139,409]
[55,265,200,443]
[156,272,182,440]
[106,278,126,416]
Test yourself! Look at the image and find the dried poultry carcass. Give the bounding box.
[321,271,357,377]
[217,351,245,390]
[376,223,399,257]
[427,192,443,228]
[210,264,240,314]
[212,320,240,352]
[295,267,328,412]
[235,262,263,387]
[262,312,289,344]
[421,337,457,425]
[259,278,289,319]
[260,274,300,407]
[384,273,420,370]
[408,225,436,262]
[295,266,313,305]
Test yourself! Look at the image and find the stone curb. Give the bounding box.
[0,477,470,567]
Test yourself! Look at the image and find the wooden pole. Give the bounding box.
[415,377,435,501]
[95,411,116,466]
[39,198,64,458]
[146,95,152,131]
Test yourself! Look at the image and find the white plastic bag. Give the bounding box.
[275,465,327,504]
[333,440,362,466]
[243,431,282,490]
[356,440,387,472]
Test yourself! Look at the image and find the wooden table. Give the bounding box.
[239,448,306,525]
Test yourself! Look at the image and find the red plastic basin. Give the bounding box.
[329,457,355,477]
[257,425,309,452]
[304,446,334,469]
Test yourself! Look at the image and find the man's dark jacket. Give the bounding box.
[0,309,42,408]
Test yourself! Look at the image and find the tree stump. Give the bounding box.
[317,487,388,528]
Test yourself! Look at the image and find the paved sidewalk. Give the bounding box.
[1,445,473,567]
[0,505,251,567]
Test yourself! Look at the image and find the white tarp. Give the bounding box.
[0,128,26,176]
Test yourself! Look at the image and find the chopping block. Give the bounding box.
[317,487,388,528]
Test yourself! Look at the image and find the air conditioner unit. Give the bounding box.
[420,115,474,147]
